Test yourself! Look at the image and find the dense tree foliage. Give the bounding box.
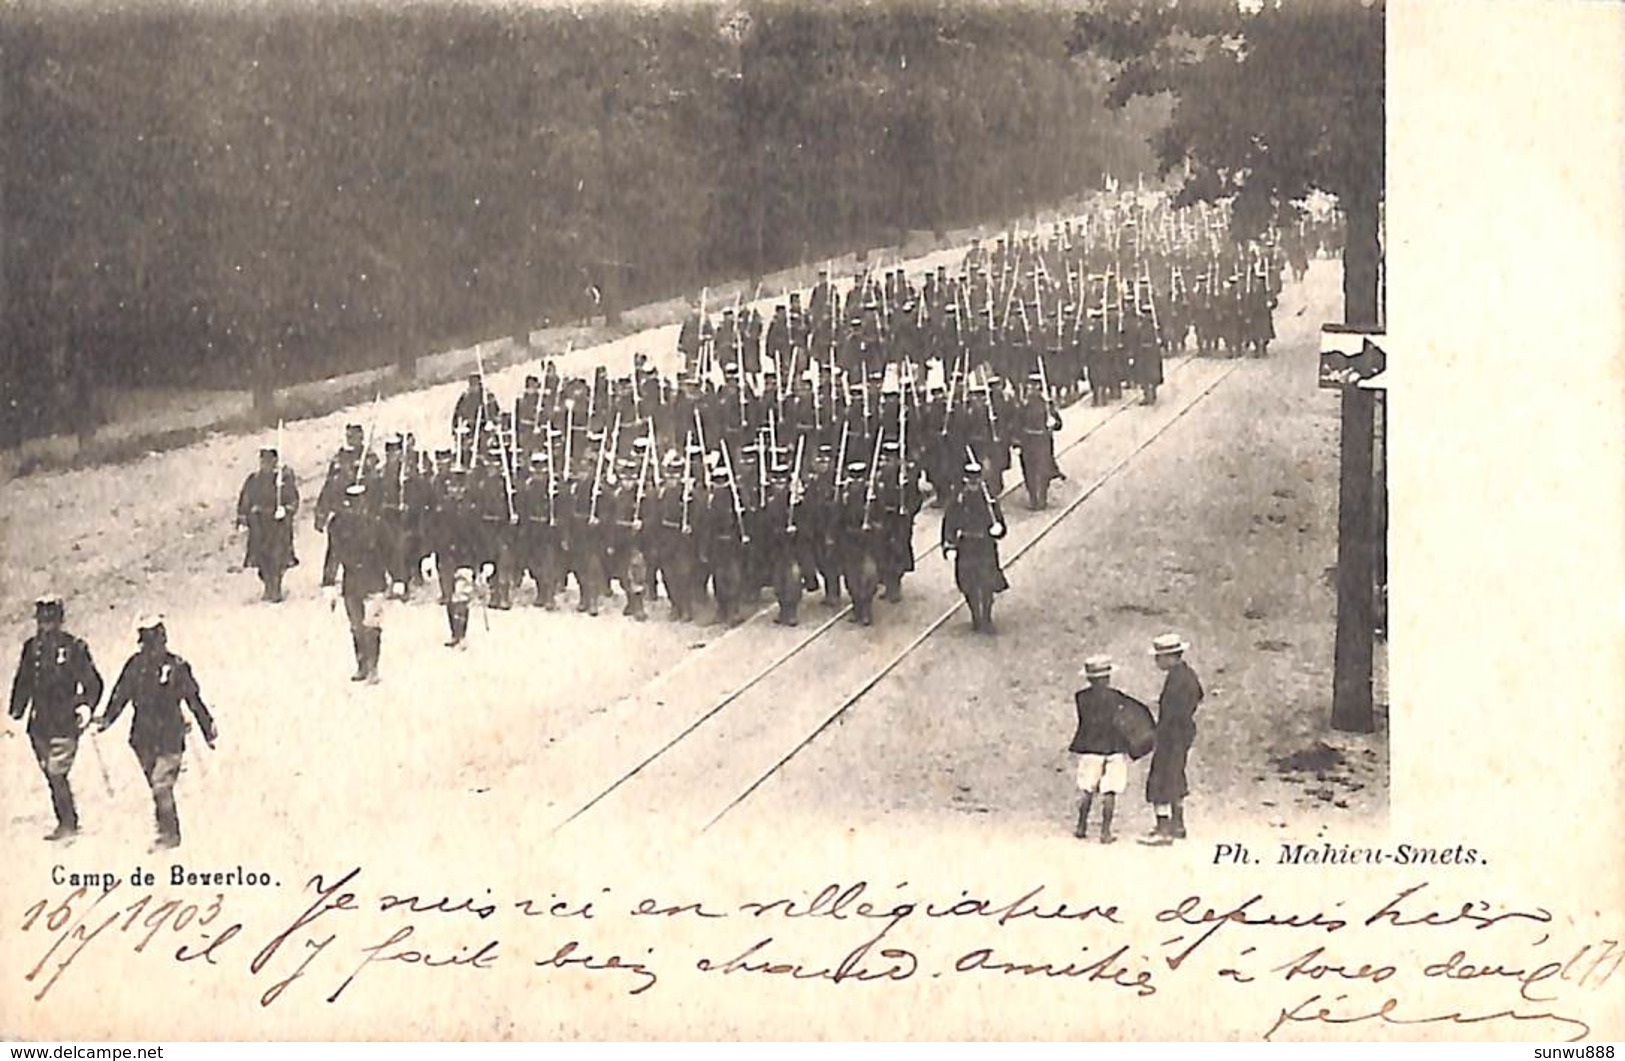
[2,1,1159,443]
[1067,0,1382,318]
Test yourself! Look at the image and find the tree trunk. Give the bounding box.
[1331,183,1381,734]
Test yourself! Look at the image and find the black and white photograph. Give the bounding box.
[1,0,1620,1044]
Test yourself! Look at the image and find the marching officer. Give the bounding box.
[96,615,217,851]
[235,445,300,601]
[315,424,365,586]
[328,483,387,682]
[940,461,1009,634]
[9,595,104,841]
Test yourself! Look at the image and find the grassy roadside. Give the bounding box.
[3,209,1079,482]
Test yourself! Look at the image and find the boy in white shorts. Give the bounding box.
[1067,655,1152,843]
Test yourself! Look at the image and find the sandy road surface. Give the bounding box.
[729,260,1388,853]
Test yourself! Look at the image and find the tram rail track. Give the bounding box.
[545,351,1238,837]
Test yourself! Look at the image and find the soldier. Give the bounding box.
[235,446,300,601]
[715,309,740,373]
[761,459,801,626]
[9,596,104,841]
[809,444,844,606]
[1130,283,1164,405]
[614,449,652,621]
[568,450,610,616]
[452,373,496,442]
[765,304,793,379]
[1067,655,1154,844]
[473,446,519,610]
[515,374,548,449]
[702,463,747,625]
[652,450,702,622]
[678,303,707,378]
[431,465,479,622]
[1014,376,1065,510]
[95,616,217,851]
[327,483,387,682]
[940,461,1009,634]
[519,448,564,609]
[875,440,923,603]
[315,424,365,586]
[376,436,415,598]
[839,458,882,626]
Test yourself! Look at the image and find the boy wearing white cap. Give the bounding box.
[1067,656,1154,843]
[1142,633,1205,845]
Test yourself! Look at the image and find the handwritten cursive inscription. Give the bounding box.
[11,872,1618,1040]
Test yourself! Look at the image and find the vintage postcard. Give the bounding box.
[1,0,1620,1043]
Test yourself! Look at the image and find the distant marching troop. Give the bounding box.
[233,188,1303,685]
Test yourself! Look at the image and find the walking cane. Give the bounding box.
[84,722,115,799]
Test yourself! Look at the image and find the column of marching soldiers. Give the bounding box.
[236,190,1299,683]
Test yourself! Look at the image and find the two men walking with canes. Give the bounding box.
[10,598,218,851]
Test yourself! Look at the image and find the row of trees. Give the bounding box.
[2,0,1160,444]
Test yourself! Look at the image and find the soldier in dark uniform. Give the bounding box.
[808,445,844,607]
[760,459,802,626]
[473,448,519,610]
[568,452,609,616]
[1014,376,1065,510]
[940,461,1009,634]
[714,309,740,373]
[9,596,104,840]
[95,616,217,851]
[328,483,387,682]
[235,446,300,601]
[452,373,497,443]
[1068,655,1153,844]
[765,304,793,380]
[875,440,923,603]
[1130,283,1164,405]
[838,458,883,626]
[615,447,653,622]
[652,451,702,622]
[702,464,747,625]
[432,465,477,616]
[375,436,415,598]
[519,449,564,609]
[315,424,365,586]
[515,375,548,451]
[1142,633,1206,845]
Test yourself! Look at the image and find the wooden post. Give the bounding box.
[1331,182,1381,734]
